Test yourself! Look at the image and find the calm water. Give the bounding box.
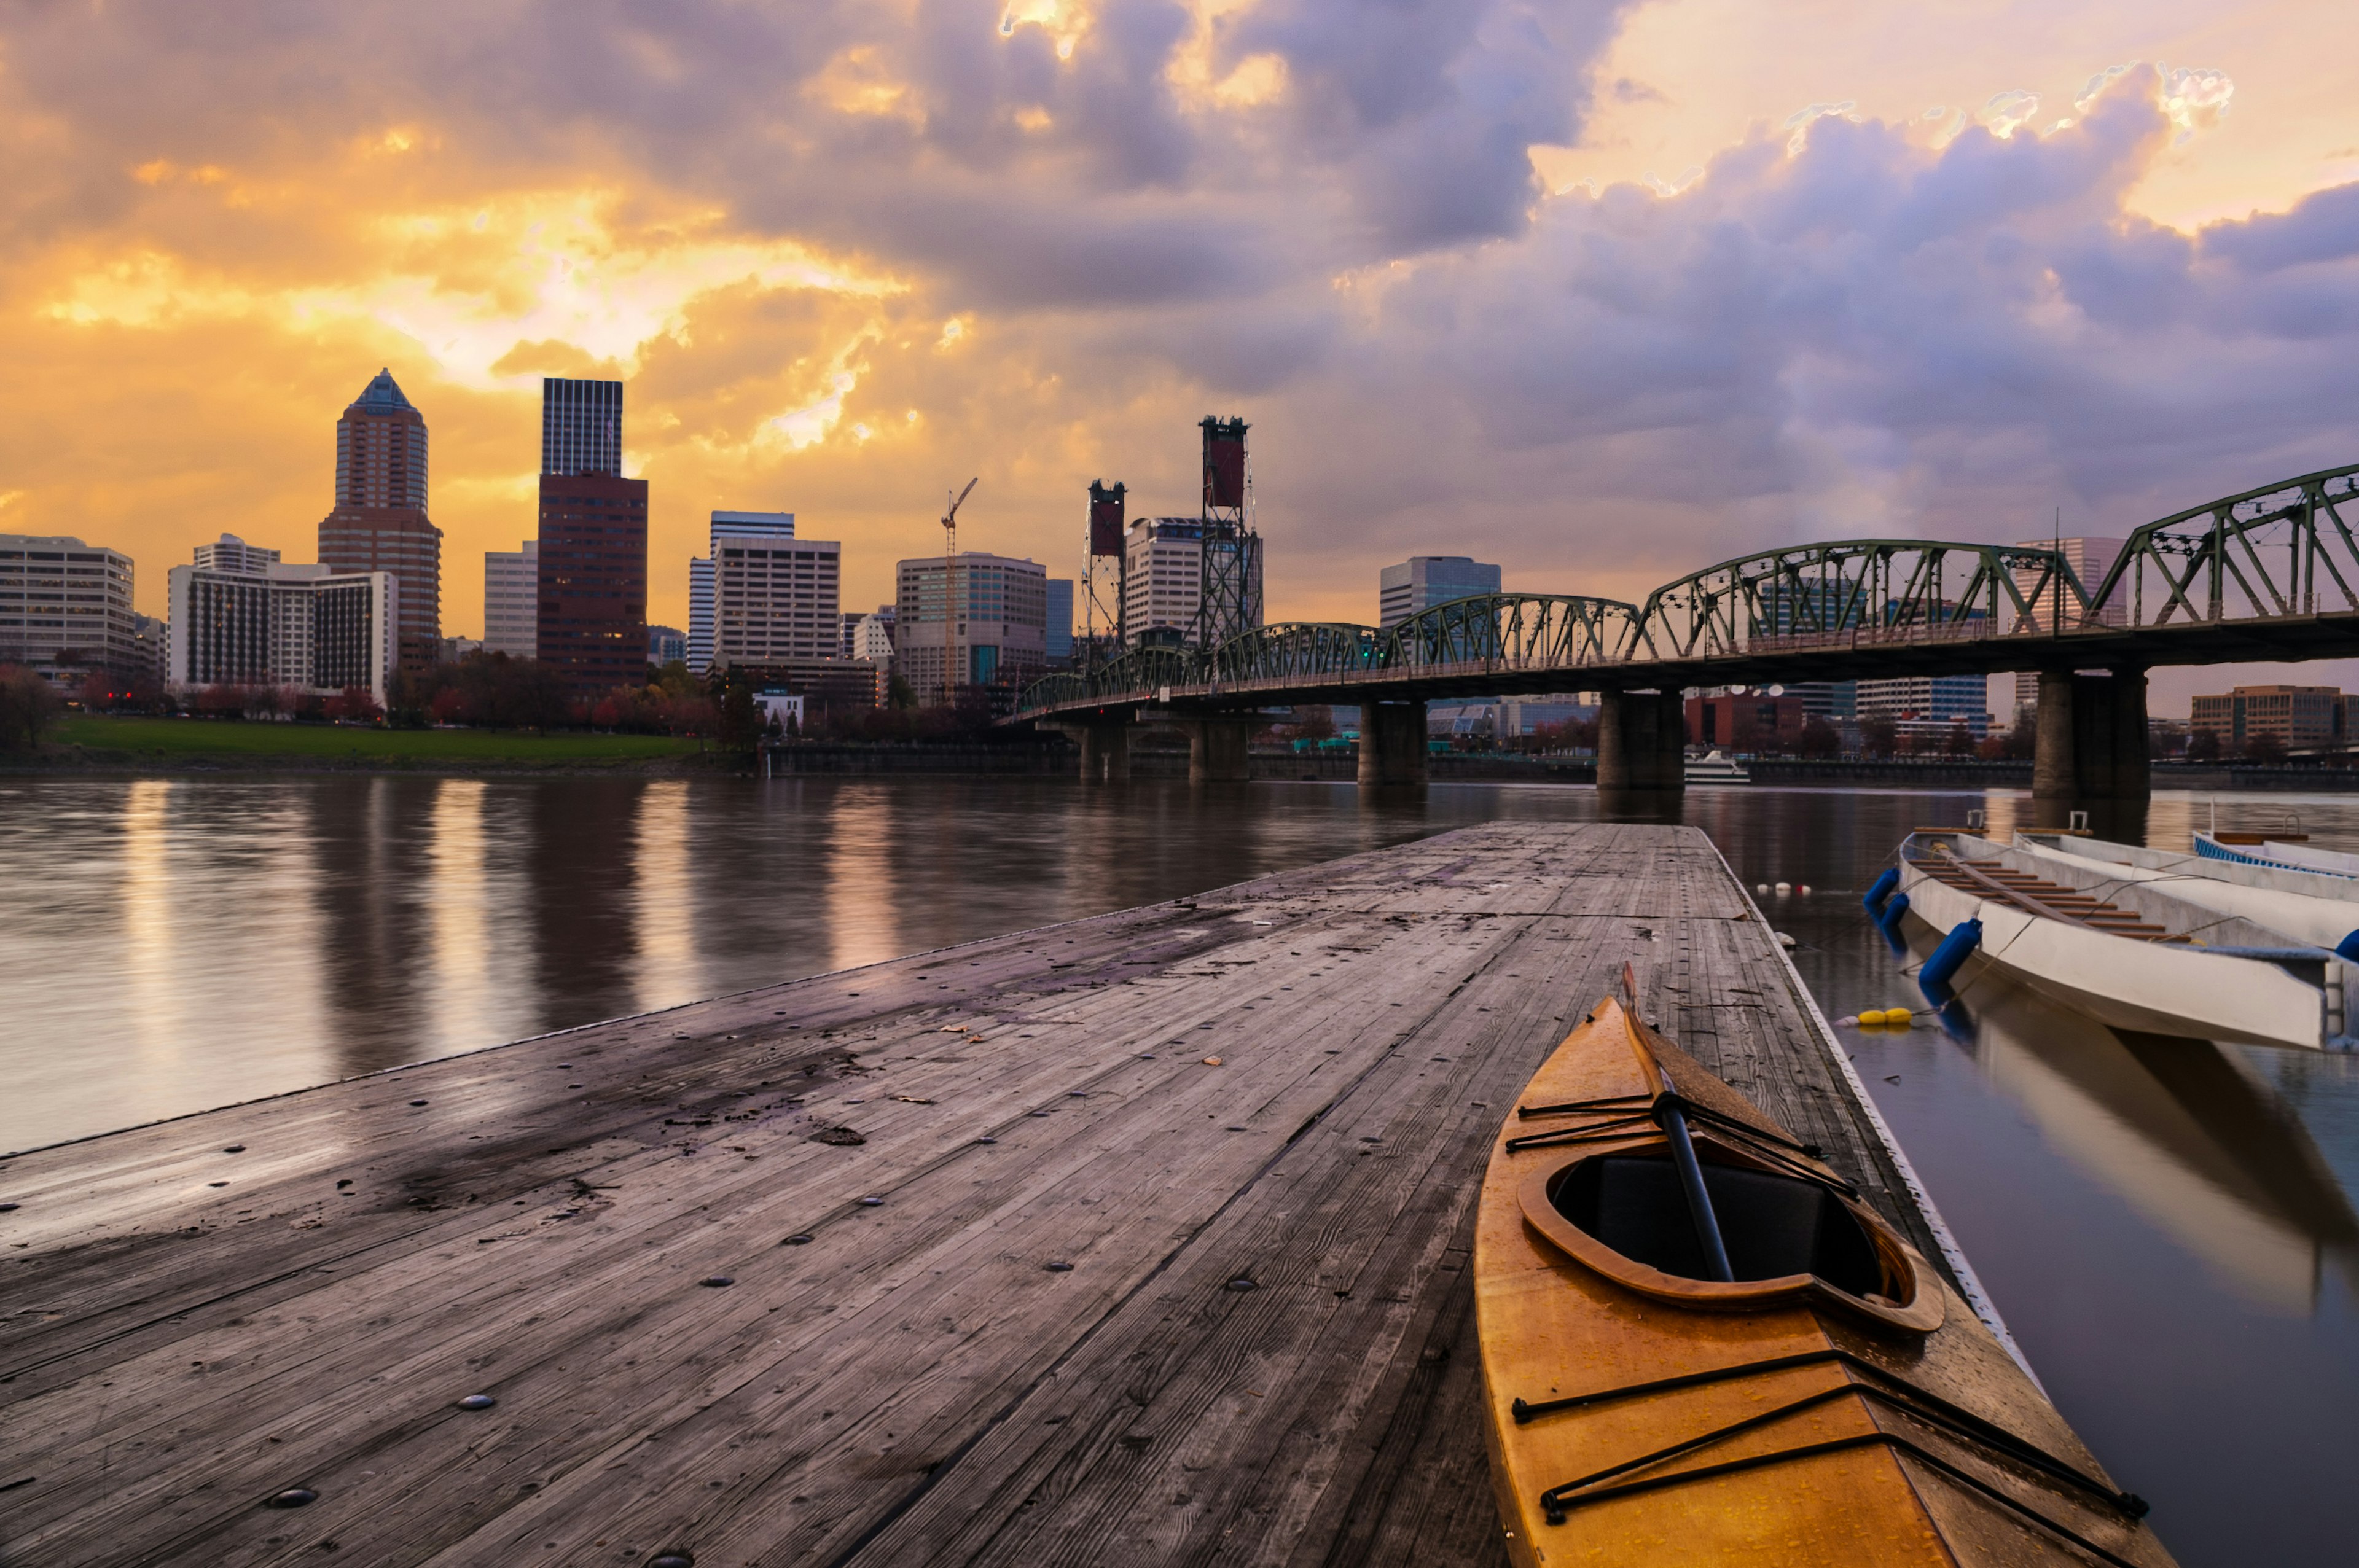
[4,774,2358,1564]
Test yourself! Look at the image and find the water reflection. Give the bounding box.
[1938,958,2359,1310]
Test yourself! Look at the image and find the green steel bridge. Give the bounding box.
[1016,461,2359,717]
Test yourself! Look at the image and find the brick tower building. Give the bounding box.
[535,378,647,697]
[318,369,441,675]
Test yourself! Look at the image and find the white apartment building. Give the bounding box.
[1119,517,1264,646]
[483,540,538,659]
[852,607,896,663]
[168,559,397,707]
[709,511,843,672]
[0,532,141,682]
[896,553,1047,703]
[194,533,281,575]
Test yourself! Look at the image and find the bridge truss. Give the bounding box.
[1015,460,2359,720]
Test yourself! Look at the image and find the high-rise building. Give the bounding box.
[2011,536,2129,720]
[194,534,281,574]
[688,556,713,673]
[0,532,140,684]
[706,511,841,673]
[167,558,396,707]
[648,625,686,666]
[542,377,624,477]
[1120,518,1264,647]
[896,553,1048,703]
[839,611,865,660]
[483,541,538,659]
[1379,556,1501,628]
[534,380,646,696]
[319,369,440,676]
[1046,578,1074,666]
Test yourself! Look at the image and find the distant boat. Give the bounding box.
[1892,830,2349,1051]
[2022,832,2359,954]
[1684,749,1750,784]
[2196,831,2359,878]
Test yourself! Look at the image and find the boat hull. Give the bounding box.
[1476,1000,2172,1566]
[1898,852,2330,1050]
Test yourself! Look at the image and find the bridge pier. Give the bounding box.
[1358,702,1428,788]
[2032,667,2149,819]
[1045,719,1132,782]
[1172,717,1256,784]
[1597,688,1687,794]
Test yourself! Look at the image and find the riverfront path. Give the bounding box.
[2,823,1966,1566]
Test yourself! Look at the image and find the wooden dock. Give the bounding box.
[1,823,1989,1566]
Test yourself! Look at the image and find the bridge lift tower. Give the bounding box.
[1195,416,1261,649]
[1084,478,1126,668]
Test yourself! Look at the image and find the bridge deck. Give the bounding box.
[3,823,1962,1567]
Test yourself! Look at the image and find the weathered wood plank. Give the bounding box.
[0,823,1976,1566]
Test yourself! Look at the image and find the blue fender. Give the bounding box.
[1863,868,1900,915]
[1920,918,1983,992]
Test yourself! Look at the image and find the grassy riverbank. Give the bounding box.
[25,714,711,771]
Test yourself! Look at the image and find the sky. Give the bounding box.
[3,0,2357,714]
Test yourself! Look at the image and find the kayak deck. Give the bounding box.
[1476,999,2174,1566]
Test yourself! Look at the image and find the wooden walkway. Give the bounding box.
[1,823,1967,1566]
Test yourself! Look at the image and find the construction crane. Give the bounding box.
[941,477,978,704]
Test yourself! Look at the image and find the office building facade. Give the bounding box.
[2190,685,2346,750]
[1120,518,1263,647]
[166,559,396,707]
[0,532,141,684]
[1379,556,1501,628]
[648,625,686,666]
[896,553,1048,703]
[708,512,841,673]
[1856,674,1992,738]
[534,379,646,696]
[688,556,713,673]
[318,369,440,675]
[1046,578,1074,666]
[483,540,538,659]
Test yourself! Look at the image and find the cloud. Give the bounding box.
[0,4,2354,673]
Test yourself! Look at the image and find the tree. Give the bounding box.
[1860,717,1897,758]
[2243,731,2288,765]
[2186,727,2223,763]
[1797,716,1840,758]
[1944,723,1976,757]
[0,664,64,750]
[887,673,918,711]
[324,685,383,724]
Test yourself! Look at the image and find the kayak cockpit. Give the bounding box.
[1550,1153,1885,1295]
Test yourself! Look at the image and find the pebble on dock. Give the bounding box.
[222,1145,245,1153]
[1202,1056,1223,1066]
[781,1234,813,1246]
[456,1394,497,1411]
[699,1276,734,1288]
[264,1488,317,1508]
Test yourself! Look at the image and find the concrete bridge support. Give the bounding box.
[1045,719,1132,782]
[2032,668,2150,806]
[1173,718,1256,784]
[1597,688,1688,793]
[1358,702,1428,788]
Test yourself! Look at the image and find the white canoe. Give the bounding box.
[2017,832,2359,954]
[1895,832,2347,1051]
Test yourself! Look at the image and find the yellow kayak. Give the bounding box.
[1475,996,2175,1566]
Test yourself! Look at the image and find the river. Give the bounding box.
[2,774,2354,1564]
